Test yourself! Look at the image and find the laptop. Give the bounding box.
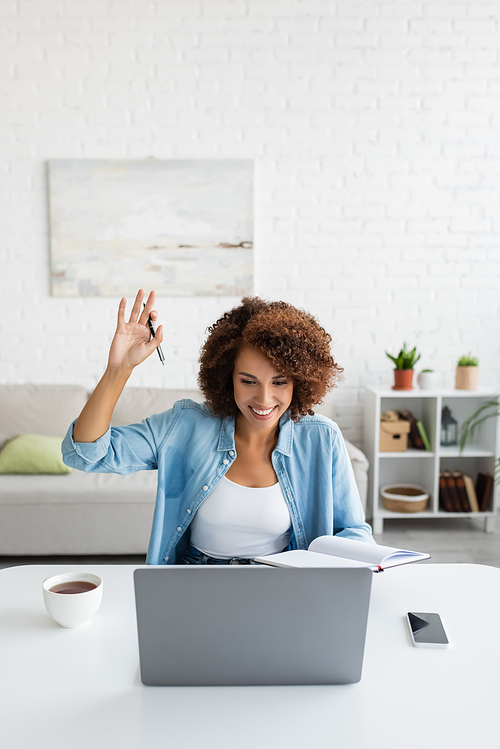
[134,565,372,686]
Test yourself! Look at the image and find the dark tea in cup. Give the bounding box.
[50,581,98,595]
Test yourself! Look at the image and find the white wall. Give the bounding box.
[1,0,499,445]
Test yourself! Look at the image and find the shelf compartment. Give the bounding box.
[378,460,435,515]
[442,396,498,454]
[379,396,437,453]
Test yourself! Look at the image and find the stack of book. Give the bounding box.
[439,471,494,513]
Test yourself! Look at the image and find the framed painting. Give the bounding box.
[48,159,253,297]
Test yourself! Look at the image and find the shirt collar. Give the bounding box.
[218,414,236,452]
[276,410,293,456]
[218,410,293,456]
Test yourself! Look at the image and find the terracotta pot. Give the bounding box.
[392,369,414,391]
[455,366,478,390]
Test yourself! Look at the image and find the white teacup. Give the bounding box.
[42,572,103,628]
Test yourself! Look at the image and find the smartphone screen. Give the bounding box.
[407,612,449,647]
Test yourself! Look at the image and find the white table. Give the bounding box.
[2,563,500,749]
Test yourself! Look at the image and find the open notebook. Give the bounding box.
[254,535,430,572]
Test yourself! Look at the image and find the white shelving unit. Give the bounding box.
[363,387,499,535]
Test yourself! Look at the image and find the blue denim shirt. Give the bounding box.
[62,399,374,564]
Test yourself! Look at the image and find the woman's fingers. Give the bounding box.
[145,324,163,358]
[140,290,157,325]
[116,297,127,328]
[128,289,145,324]
[118,290,159,334]
[154,323,163,343]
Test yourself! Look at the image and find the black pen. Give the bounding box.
[144,303,165,365]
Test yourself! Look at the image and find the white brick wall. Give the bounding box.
[1,0,499,446]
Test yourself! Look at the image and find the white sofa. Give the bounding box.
[0,384,369,556]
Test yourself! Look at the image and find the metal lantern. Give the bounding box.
[441,406,458,447]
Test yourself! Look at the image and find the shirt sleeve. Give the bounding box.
[331,428,375,544]
[61,412,172,474]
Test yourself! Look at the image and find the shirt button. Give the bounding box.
[223,459,229,465]
[203,485,208,491]
[229,451,234,456]
[187,509,191,514]
[176,526,182,532]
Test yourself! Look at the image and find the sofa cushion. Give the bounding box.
[0,471,157,555]
[0,434,72,475]
[0,384,88,449]
[0,469,157,506]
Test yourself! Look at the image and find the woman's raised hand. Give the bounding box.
[107,289,164,371]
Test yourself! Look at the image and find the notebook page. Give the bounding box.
[308,536,387,565]
[374,550,430,567]
[254,550,374,569]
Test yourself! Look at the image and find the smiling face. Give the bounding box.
[232,345,294,435]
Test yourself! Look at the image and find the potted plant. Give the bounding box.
[417,369,438,390]
[459,396,500,485]
[385,343,421,390]
[455,353,479,390]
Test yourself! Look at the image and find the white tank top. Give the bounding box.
[190,476,292,559]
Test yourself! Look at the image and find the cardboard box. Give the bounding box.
[379,420,411,452]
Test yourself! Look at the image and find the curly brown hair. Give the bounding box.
[197,297,343,420]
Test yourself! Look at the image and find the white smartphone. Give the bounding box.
[406,612,449,648]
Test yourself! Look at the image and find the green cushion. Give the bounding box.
[0,434,72,475]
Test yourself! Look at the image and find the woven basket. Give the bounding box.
[381,484,429,513]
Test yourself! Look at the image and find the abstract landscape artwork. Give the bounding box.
[48,159,253,297]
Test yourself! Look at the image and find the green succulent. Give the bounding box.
[457,353,478,367]
[385,343,421,370]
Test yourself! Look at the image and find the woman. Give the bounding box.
[62,289,373,564]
